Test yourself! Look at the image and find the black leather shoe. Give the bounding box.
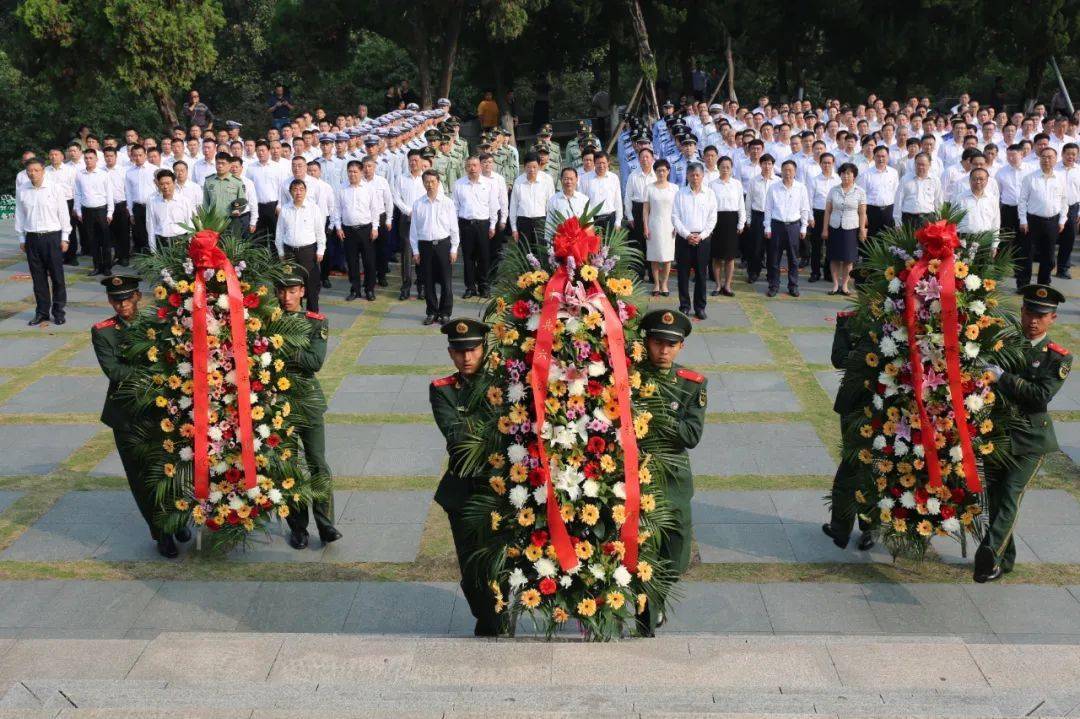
[808,274,820,283]
[288,530,309,550]
[766,288,778,297]
[423,315,436,325]
[747,273,759,283]
[710,289,721,296]
[856,532,875,551]
[156,535,179,558]
[52,316,65,325]
[321,279,331,289]
[1057,270,1072,279]
[679,306,690,314]
[398,289,410,301]
[694,309,707,320]
[973,544,996,580]
[377,277,388,287]
[28,316,48,326]
[789,287,800,297]
[63,258,79,267]
[174,526,192,543]
[463,289,476,299]
[345,292,359,301]
[479,289,491,299]
[365,290,376,301]
[319,526,343,544]
[821,523,849,549]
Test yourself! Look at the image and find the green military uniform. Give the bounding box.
[202,171,246,217]
[637,310,706,634]
[976,285,1072,580]
[823,308,876,549]
[430,318,503,636]
[91,273,162,540]
[276,264,339,546]
[537,124,561,174]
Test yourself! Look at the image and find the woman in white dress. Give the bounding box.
[642,159,677,296]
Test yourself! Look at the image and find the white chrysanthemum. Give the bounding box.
[588,563,606,580]
[888,277,902,295]
[213,461,228,474]
[260,352,272,367]
[930,331,944,347]
[894,440,909,456]
[532,486,547,505]
[228,495,244,510]
[872,435,887,450]
[208,490,223,503]
[964,394,985,413]
[534,557,557,578]
[873,394,884,410]
[246,485,262,498]
[257,424,270,439]
[178,396,192,409]
[968,300,986,316]
[877,497,894,510]
[587,361,606,377]
[964,274,981,291]
[927,498,941,514]
[582,479,600,498]
[507,444,527,464]
[892,327,908,342]
[567,378,586,396]
[216,294,230,310]
[900,491,916,509]
[509,568,527,589]
[963,341,980,359]
[207,426,223,442]
[267,488,283,504]
[183,298,193,311]
[913,443,925,458]
[941,516,961,532]
[880,336,899,357]
[507,382,526,403]
[559,575,573,588]
[508,485,529,509]
[929,300,942,314]
[613,481,626,500]
[884,298,896,313]
[948,445,964,462]
[563,316,581,333]
[177,361,193,377]
[526,313,540,331]
[613,565,632,587]
[879,372,896,387]
[179,446,194,461]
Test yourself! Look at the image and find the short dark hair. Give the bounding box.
[215,151,232,162]
[760,153,775,164]
[172,160,188,170]
[289,179,306,191]
[559,166,578,177]
[421,169,440,182]
[837,162,859,178]
[653,158,670,172]
[780,159,797,170]
[154,169,175,181]
[523,152,540,165]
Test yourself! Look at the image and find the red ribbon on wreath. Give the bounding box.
[530,218,642,572]
[903,221,981,493]
[188,230,258,500]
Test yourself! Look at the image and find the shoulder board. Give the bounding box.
[432,375,457,387]
[1048,342,1070,356]
[93,318,117,330]
[305,311,325,321]
[836,311,856,319]
[676,368,705,383]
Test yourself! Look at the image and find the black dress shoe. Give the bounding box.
[288,530,309,550]
[973,544,996,580]
[479,289,491,299]
[174,526,192,543]
[398,289,410,301]
[63,258,79,267]
[721,287,735,297]
[463,289,476,299]
[321,279,332,289]
[1057,270,1073,279]
[88,270,101,277]
[856,532,875,551]
[678,306,690,314]
[474,620,500,637]
[345,292,359,301]
[747,273,759,283]
[766,288,778,297]
[365,290,376,301]
[808,274,820,283]
[694,309,707,320]
[319,526,343,544]
[156,535,179,558]
[821,523,849,549]
[28,315,48,326]
[423,315,436,325]
[377,277,388,287]
[789,288,800,297]
[710,289,721,296]
[52,316,66,325]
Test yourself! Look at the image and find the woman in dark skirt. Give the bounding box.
[821,162,867,296]
[708,156,746,296]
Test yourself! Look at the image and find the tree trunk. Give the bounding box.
[153,89,179,128]
[436,0,464,100]
[724,28,736,102]
[624,0,658,121]
[1024,56,1046,110]
[409,14,434,107]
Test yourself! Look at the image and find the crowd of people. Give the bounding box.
[11,90,1080,327]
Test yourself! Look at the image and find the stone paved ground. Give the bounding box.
[0,216,1077,657]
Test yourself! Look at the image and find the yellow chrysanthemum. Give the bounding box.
[163,463,175,477]
[174,499,189,511]
[160,419,174,433]
[893,518,907,533]
[979,419,993,434]
[611,504,627,525]
[147,347,159,362]
[599,454,616,473]
[639,466,651,484]
[276,377,291,391]
[247,318,262,332]
[560,503,575,522]
[153,285,167,300]
[636,561,653,582]
[524,544,543,561]
[517,508,535,526]
[637,593,647,614]
[269,334,284,349]
[277,505,290,518]
[640,494,656,512]
[509,463,528,483]
[579,504,600,526]
[486,386,504,406]
[865,352,879,368]
[552,607,569,623]
[575,541,594,560]
[965,324,980,340]
[251,406,265,421]
[606,592,626,611]
[983,278,996,291]
[580,265,598,282]
[979,442,995,455]
[490,511,502,530]
[489,476,507,495]
[154,396,168,408]
[162,439,175,453]
[576,598,597,617]
[520,589,542,608]
[282,477,295,490]
[916,520,934,537]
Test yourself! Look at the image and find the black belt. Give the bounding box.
[343,223,372,229]
[25,231,60,237]
[83,205,107,212]
[285,243,317,249]
[461,218,489,224]
[423,237,450,244]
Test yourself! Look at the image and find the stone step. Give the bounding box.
[3,679,1079,718]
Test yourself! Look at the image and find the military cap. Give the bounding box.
[538,127,552,137]
[708,103,722,112]
[441,317,489,349]
[446,117,460,128]
[640,309,692,341]
[424,129,440,139]
[437,132,451,143]
[335,132,349,142]
[318,133,334,144]
[387,129,401,138]
[498,128,511,137]
[225,120,242,130]
[436,98,451,108]
[477,142,492,152]
[406,103,420,111]
[274,262,309,289]
[101,271,141,300]
[662,100,675,109]
[363,136,379,147]
[420,146,437,160]
[1022,284,1066,314]
[680,135,698,146]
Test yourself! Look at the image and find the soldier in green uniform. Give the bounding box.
[92,272,191,558]
[498,128,519,178]
[563,120,590,170]
[537,124,561,176]
[274,264,342,550]
[431,318,505,636]
[975,284,1072,582]
[821,294,876,551]
[202,151,247,236]
[637,309,706,634]
[448,118,469,164]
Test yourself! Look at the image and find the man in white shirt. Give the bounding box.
[1018,146,1068,287]
[46,147,79,265]
[857,146,899,243]
[191,139,217,186]
[996,143,1031,266]
[16,158,69,325]
[763,159,810,297]
[958,169,1001,252]
[672,163,718,318]
[808,152,840,282]
[172,161,203,211]
[333,160,381,301]
[548,165,590,226]
[453,156,499,299]
[246,140,287,245]
[1055,142,1080,279]
[124,145,158,254]
[623,147,656,278]
[359,156,395,289]
[894,153,944,228]
[584,151,622,237]
[410,170,460,324]
[392,148,430,300]
[145,170,194,252]
[510,152,555,246]
[73,148,114,276]
[745,155,779,283]
[275,179,327,312]
[101,147,131,267]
